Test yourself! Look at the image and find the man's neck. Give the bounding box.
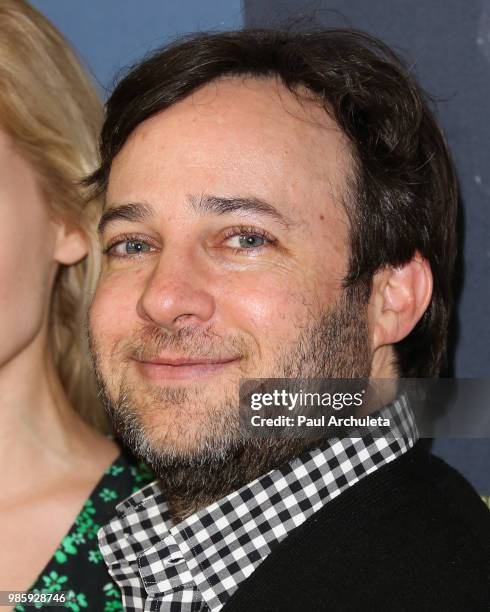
[158,435,332,524]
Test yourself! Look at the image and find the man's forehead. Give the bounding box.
[124,76,346,149]
[106,76,352,218]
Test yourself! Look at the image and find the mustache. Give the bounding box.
[116,323,251,362]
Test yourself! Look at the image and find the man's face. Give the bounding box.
[89,77,370,464]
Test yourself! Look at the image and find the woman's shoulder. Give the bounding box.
[14,451,154,611]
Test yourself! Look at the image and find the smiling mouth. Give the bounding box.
[133,356,240,381]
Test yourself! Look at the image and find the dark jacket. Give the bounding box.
[225,441,490,611]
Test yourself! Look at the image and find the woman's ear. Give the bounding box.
[370,252,433,351]
[52,218,88,265]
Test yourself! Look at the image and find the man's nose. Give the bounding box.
[136,252,216,331]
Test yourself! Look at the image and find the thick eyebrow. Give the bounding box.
[188,194,294,228]
[97,202,154,235]
[98,194,295,235]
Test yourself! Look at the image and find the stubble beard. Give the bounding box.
[90,285,371,522]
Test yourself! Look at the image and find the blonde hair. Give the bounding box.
[0,0,107,430]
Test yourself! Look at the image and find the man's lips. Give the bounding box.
[132,356,240,381]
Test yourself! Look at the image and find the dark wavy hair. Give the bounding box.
[86,28,458,377]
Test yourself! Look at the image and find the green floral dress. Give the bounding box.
[14,453,153,612]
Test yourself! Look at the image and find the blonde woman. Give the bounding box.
[0,1,152,609]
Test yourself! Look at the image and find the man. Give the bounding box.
[87,29,490,610]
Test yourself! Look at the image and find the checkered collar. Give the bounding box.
[99,396,417,611]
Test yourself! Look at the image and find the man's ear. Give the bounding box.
[52,218,88,266]
[370,252,433,351]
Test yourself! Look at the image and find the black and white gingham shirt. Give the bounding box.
[99,396,417,611]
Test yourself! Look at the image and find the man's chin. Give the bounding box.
[133,431,242,464]
[106,394,314,476]
[104,391,242,460]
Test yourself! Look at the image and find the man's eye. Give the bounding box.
[106,239,153,257]
[225,234,268,249]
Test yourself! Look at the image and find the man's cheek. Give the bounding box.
[89,285,135,362]
[93,274,142,328]
[225,279,308,337]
